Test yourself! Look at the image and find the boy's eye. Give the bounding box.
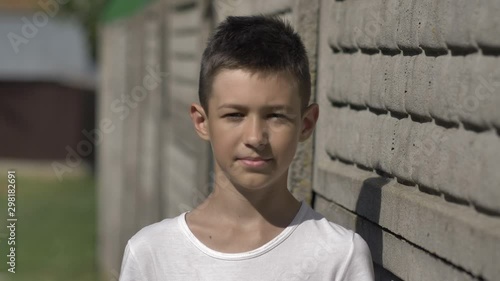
[268,113,286,119]
[223,113,244,120]
[222,113,288,122]
[268,113,289,122]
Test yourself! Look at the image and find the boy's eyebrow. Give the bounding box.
[217,104,294,111]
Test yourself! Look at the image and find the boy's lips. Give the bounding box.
[238,156,272,161]
[237,156,272,167]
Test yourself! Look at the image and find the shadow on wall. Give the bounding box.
[355,177,401,281]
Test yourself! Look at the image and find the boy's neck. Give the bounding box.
[196,169,301,228]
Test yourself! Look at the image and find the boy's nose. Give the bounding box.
[244,118,269,149]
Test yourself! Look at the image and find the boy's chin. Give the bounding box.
[229,174,281,192]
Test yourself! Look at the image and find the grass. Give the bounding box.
[0,174,98,281]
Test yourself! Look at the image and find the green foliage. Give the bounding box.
[101,0,154,22]
[57,0,111,61]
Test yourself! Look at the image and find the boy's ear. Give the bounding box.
[299,103,319,142]
[190,103,210,141]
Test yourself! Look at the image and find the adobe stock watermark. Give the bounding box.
[51,64,169,181]
[7,0,70,54]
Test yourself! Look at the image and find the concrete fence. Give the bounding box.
[97,0,500,280]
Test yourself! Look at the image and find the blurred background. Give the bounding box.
[0,0,101,280]
[1,0,500,281]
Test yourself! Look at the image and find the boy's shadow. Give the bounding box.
[355,176,401,280]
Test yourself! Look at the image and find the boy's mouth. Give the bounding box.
[239,157,272,161]
[237,157,272,167]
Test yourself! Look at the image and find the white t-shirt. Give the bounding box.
[119,201,374,281]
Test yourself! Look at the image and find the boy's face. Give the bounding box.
[191,69,318,191]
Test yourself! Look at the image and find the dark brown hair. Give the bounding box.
[198,15,311,116]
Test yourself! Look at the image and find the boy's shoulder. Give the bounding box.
[295,205,372,271]
[128,215,182,248]
[298,203,365,246]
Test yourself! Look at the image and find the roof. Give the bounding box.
[0,12,96,89]
[0,0,39,11]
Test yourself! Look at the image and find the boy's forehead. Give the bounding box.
[209,69,300,104]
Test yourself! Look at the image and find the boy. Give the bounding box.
[119,15,374,280]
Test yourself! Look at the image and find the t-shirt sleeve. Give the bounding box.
[119,241,146,281]
[340,233,375,281]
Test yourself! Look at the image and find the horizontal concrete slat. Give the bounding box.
[396,0,419,52]
[212,0,255,22]
[326,52,350,105]
[376,0,399,51]
[349,52,371,107]
[407,121,444,189]
[169,33,200,56]
[337,0,357,50]
[351,110,376,168]
[168,142,198,181]
[432,129,478,203]
[440,0,479,52]
[379,114,398,174]
[170,82,199,107]
[314,160,500,280]
[170,101,201,154]
[429,55,463,124]
[166,142,200,214]
[389,117,413,183]
[460,55,500,130]
[383,54,406,114]
[323,106,500,212]
[405,54,433,118]
[174,112,197,131]
[324,106,352,163]
[367,53,386,111]
[254,0,293,14]
[168,58,200,83]
[354,0,381,52]
[174,128,202,156]
[469,132,500,214]
[415,0,447,53]
[315,196,478,281]
[455,54,484,128]
[476,0,500,51]
[170,4,202,33]
[326,0,343,51]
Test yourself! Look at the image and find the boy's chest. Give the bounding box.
[188,220,287,253]
[147,237,345,281]
[188,214,290,253]
[157,252,339,281]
